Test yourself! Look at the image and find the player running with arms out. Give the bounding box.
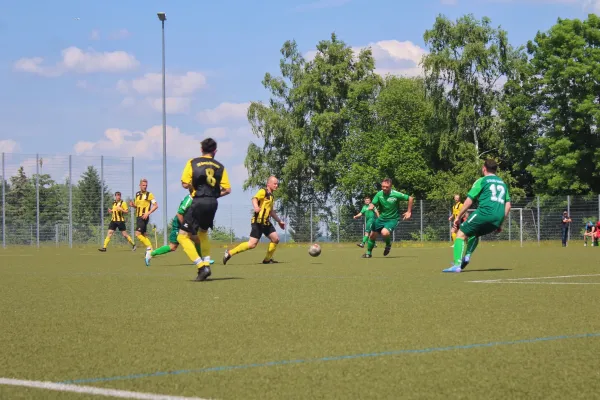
[223,176,285,265]
[353,196,379,248]
[178,138,231,281]
[443,159,511,273]
[144,187,214,266]
[99,191,136,252]
[362,178,414,258]
[130,179,158,253]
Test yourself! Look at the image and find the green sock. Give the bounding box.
[366,239,375,255]
[453,238,465,265]
[361,235,369,244]
[151,245,172,257]
[465,236,479,257]
[385,237,392,247]
[195,243,202,255]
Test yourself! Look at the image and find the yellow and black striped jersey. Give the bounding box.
[251,188,274,225]
[134,191,156,218]
[110,200,128,222]
[452,202,463,218]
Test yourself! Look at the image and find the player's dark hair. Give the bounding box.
[201,138,217,154]
[115,191,121,196]
[484,159,498,173]
[382,178,392,185]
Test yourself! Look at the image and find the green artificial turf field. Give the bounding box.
[1,241,599,399]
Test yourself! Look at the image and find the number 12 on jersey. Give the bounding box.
[490,184,505,204]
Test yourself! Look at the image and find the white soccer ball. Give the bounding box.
[308,243,321,257]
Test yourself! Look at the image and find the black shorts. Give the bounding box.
[180,197,218,234]
[136,217,149,234]
[108,221,127,232]
[250,223,276,239]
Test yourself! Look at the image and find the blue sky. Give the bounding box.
[0,0,597,234]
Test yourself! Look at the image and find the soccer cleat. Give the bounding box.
[361,253,372,258]
[195,265,212,281]
[132,245,137,252]
[144,250,152,267]
[357,243,364,248]
[98,248,106,252]
[223,250,231,265]
[262,259,279,264]
[443,265,462,273]
[209,259,215,265]
[383,246,391,256]
[460,254,471,270]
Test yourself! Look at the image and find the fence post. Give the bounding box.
[69,155,73,248]
[310,204,313,243]
[420,199,423,242]
[537,195,540,245]
[567,195,571,243]
[131,157,135,234]
[337,205,340,243]
[100,155,104,246]
[284,211,288,243]
[55,224,59,248]
[508,210,512,242]
[36,154,40,248]
[1,152,5,248]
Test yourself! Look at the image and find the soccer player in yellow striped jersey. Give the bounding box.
[98,191,136,252]
[449,194,463,245]
[223,176,285,265]
[129,178,158,252]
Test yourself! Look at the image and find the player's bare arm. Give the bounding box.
[220,186,231,198]
[270,209,285,229]
[403,196,414,220]
[143,201,158,220]
[252,197,260,213]
[353,212,363,219]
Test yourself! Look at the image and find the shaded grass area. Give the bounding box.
[1,242,599,399]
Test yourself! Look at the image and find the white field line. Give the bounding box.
[468,273,600,283]
[0,378,213,400]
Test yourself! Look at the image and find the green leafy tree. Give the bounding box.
[6,167,35,224]
[73,166,112,226]
[211,225,234,242]
[525,15,600,194]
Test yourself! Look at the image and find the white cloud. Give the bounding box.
[90,30,101,40]
[0,139,20,153]
[73,125,254,161]
[147,97,192,114]
[305,39,427,78]
[117,71,206,97]
[14,46,139,77]
[109,29,131,40]
[197,102,250,124]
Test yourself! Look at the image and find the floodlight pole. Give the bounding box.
[158,12,167,245]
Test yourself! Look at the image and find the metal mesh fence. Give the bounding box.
[1,152,599,248]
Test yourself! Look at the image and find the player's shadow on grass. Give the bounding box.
[188,277,244,282]
[462,268,512,272]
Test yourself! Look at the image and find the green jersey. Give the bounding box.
[372,190,410,221]
[172,195,193,230]
[360,205,377,221]
[467,175,510,222]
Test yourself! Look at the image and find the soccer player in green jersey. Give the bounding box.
[443,159,511,273]
[362,178,414,258]
[353,196,379,248]
[144,189,214,267]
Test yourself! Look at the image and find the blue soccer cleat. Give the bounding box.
[443,265,462,273]
[210,259,215,265]
[144,250,152,267]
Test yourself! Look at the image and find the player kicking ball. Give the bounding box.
[362,178,413,258]
[443,159,511,273]
[144,189,214,267]
[353,196,379,248]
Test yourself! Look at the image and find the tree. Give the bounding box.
[422,14,518,163]
[210,225,234,242]
[73,166,112,226]
[6,167,35,224]
[525,15,600,194]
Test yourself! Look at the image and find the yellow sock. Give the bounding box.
[126,236,135,246]
[198,231,210,259]
[103,236,111,248]
[265,242,278,261]
[137,234,152,249]
[229,242,250,256]
[451,232,457,242]
[177,233,203,266]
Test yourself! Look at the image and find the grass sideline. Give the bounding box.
[1,242,599,399]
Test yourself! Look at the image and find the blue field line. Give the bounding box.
[60,332,600,385]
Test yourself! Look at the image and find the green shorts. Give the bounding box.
[169,219,180,244]
[459,212,502,237]
[371,218,399,233]
[365,218,375,233]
